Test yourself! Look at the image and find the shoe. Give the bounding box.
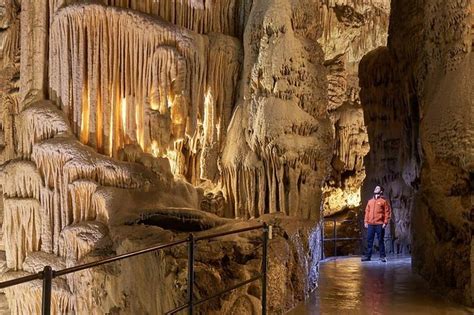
[380,257,387,263]
[361,257,371,262]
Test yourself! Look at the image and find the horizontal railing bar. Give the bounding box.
[165,303,189,315]
[323,220,358,224]
[193,274,262,307]
[166,274,263,314]
[165,270,263,314]
[55,238,188,277]
[324,237,394,241]
[324,238,363,241]
[195,224,264,242]
[0,224,267,299]
[0,273,42,289]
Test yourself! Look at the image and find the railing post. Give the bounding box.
[321,220,325,260]
[187,233,195,315]
[333,220,337,257]
[360,216,364,256]
[262,223,269,315]
[42,266,53,315]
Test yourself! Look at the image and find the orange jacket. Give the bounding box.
[364,197,391,225]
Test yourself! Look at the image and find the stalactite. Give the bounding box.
[49,0,246,36]
[0,0,20,69]
[146,46,189,154]
[68,180,99,223]
[49,3,241,183]
[49,3,207,156]
[3,198,41,269]
[222,97,333,219]
[59,221,110,264]
[1,271,73,315]
[0,95,19,163]
[102,0,244,36]
[2,160,41,199]
[19,0,49,104]
[201,34,242,181]
[31,136,158,253]
[334,108,368,171]
[318,0,389,63]
[17,100,72,158]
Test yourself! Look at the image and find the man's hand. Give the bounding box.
[364,223,368,228]
[382,224,387,229]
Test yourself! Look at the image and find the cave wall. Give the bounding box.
[221,0,333,220]
[320,0,388,217]
[0,0,20,164]
[359,46,420,255]
[359,0,472,305]
[0,0,323,314]
[221,0,390,220]
[49,3,242,185]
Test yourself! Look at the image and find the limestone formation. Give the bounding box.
[222,0,334,220]
[0,0,20,165]
[359,46,419,255]
[49,3,242,184]
[0,0,471,313]
[320,0,388,218]
[0,1,322,313]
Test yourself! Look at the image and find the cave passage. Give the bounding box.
[288,257,473,314]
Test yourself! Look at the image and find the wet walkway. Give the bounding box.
[288,256,473,315]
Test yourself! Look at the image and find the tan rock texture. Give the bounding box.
[0,1,323,314]
[222,0,334,220]
[359,46,420,255]
[0,0,20,164]
[320,0,388,217]
[0,0,470,313]
[49,3,242,184]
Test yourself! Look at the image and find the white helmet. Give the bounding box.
[373,185,384,194]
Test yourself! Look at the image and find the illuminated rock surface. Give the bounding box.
[0,0,471,313]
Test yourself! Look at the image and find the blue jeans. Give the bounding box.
[366,224,385,258]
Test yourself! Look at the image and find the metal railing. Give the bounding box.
[322,218,397,258]
[0,223,270,315]
[321,218,362,258]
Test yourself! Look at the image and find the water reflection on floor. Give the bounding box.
[288,256,473,315]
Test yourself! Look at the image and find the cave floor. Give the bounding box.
[288,256,473,315]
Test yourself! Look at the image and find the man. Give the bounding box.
[361,185,391,262]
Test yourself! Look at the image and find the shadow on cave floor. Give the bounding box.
[287,256,473,315]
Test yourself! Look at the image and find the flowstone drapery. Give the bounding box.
[0,1,321,314]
